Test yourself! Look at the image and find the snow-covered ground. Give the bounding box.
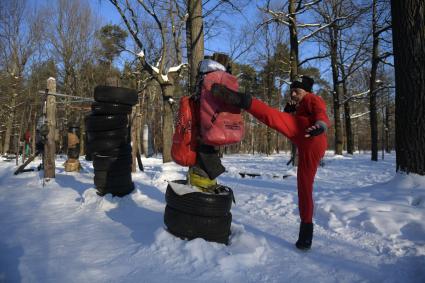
[0,152,424,283]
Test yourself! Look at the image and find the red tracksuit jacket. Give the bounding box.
[247,93,330,223]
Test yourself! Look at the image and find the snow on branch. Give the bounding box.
[168,63,187,73]
[341,89,369,104]
[137,50,145,58]
[135,50,186,83]
[350,111,370,119]
[298,16,349,44]
[297,23,322,28]
[260,8,291,26]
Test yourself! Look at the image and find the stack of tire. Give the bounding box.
[86,86,138,197]
[84,130,92,161]
[164,180,234,244]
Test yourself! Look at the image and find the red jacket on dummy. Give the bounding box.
[247,93,330,223]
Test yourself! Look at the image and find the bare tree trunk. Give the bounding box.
[329,23,344,155]
[343,81,353,154]
[16,106,26,165]
[369,0,380,161]
[333,84,344,155]
[161,84,175,163]
[385,96,391,153]
[139,91,146,156]
[131,105,137,172]
[343,100,354,154]
[266,71,274,155]
[3,95,17,154]
[31,112,36,154]
[391,0,425,175]
[288,0,299,79]
[0,133,3,154]
[288,0,299,165]
[187,0,204,95]
[131,104,141,172]
[329,18,343,155]
[136,104,142,157]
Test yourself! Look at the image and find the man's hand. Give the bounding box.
[305,124,324,137]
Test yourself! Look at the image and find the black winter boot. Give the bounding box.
[295,222,313,250]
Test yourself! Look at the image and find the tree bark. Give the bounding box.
[131,104,141,172]
[369,0,380,161]
[31,112,36,155]
[391,0,425,175]
[161,84,175,163]
[288,0,299,79]
[329,23,343,155]
[44,78,56,179]
[0,133,3,154]
[343,100,353,154]
[343,82,354,154]
[79,115,85,156]
[187,0,204,95]
[385,97,391,153]
[3,95,17,154]
[131,105,137,172]
[288,0,299,165]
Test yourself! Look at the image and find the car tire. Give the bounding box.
[85,114,128,132]
[91,102,132,115]
[93,144,132,158]
[165,180,233,217]
[92,155,132,171]
[94,172,132,188]
[87,138,128,154]
[94,86,138,106]
[96,182,135,197]
[164,205,231,245]
[87,127,129,142]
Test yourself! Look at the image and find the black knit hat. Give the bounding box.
[290,75,314,92]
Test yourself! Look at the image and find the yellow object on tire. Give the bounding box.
[188,167,216,190]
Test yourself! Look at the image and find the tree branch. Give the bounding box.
[298,53,329,66]
[298,16,349,44]
[374,24,392,37]
[136,0,167,76]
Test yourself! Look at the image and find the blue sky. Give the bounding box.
[27,0,330,80]
[92,0,260,59]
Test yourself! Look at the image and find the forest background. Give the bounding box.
[1,0,420,173]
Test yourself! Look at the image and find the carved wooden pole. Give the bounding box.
[44,77,56,179]
[131,104,138,173]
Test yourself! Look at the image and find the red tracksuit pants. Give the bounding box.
[248,99,327,223]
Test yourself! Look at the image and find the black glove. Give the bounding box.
[305,125,325,137]
[211,83,252,109]
[284,102,297,113]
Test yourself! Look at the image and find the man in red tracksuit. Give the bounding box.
[211,75,330,250]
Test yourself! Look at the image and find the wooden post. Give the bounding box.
[31,112,36,155]
[143,124,150,157]
[79,115,85,156]
[131,105,137,173]
[44,77,56,179]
